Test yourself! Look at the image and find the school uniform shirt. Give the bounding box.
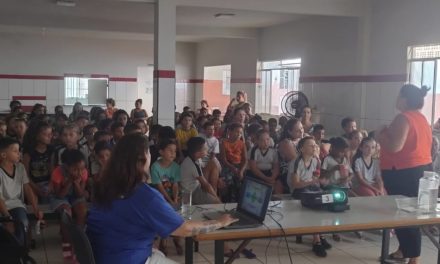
[0,163,29,210]
[287,156,320,193]
[352,157,380,188]
[180,156,202,192]
[200,135,220,166]
[321,155,353,187]
[87,183,184,264]
[249,147,278,171]
[150,160,181,198]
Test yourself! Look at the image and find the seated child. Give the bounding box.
[22,121,54,203]
[288,136,331,257]
[346,130,363,166]
[0,137,44,246]
[50,149,88,259]
[52,124,89,168]
[200,122,221,192]
[110,122,125,146]
[175,112,198,157]
[150,139,182,255]
[352,137,386,196]
[311,124,330,161]
[219,123,247,202]
[268,118,279,144]
[212,118,223,139]
[180,137,220,205]
[248,130,279,186]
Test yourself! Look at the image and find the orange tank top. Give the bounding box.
[223,139,245,165]
[381,111,432,170]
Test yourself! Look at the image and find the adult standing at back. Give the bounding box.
[130,99,148,121]
[378,84,432,264]
[104,98,118,119]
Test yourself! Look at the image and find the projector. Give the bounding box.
[300,187,350,212]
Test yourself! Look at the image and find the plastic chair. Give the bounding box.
[60,211,96,264]
[0,216,36,264]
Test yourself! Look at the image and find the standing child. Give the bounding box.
[175,112,198,157]
[50,149,88,260]
[22,121,54,203]
[352,137,386,196]
[219,123,247,202]
[0,137,44,246]
[200,122,221,192]
[150,139,182,255]
[288,136,331,257]
[248,130,279,187]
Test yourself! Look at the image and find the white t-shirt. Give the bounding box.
[287,156,320,192]
[180,156,202,192]
[321,155,353,187]
[0,163,29,210]
[352,157,380,188]
[249,147,278,171]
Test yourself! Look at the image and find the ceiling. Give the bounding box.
[0,0,367,42]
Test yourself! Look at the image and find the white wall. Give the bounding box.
[195,38,258,112]
[0,32,196,114]
[259,16,364,135]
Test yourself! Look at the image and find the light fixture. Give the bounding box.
[214,13,235,19]
[56,0,76,7]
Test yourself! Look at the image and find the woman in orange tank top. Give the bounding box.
[378,84,432,264]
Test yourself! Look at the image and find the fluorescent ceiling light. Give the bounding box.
[56,0,76,7]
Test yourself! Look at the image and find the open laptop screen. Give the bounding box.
[238,177,273,222]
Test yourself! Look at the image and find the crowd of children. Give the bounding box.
[0,94,418,260]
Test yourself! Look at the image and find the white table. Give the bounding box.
[184,195,440,264]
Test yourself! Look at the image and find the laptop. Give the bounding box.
[204,177,273,229]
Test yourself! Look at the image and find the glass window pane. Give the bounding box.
[421,61,435,124]
[410,61,422,87]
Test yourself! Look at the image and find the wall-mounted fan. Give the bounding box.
[281,91,309,118]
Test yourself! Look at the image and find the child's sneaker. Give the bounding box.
[320,237,332,250]
[312,243,327,257]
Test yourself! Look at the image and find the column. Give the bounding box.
[153,0,176,127]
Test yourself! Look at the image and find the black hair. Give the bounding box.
[90,107,105,123]
[183,106,190,112]
[83,124,97,136]
[106,98,116,106]
[297,136,315,150]
[348,130,362,140]
[256,129,269,140]
[247,123,262,136]
[111,122,124,132]
[98,118,114,131]
[0,137,19,151]
[9,100,21,111]
[280,118,301,140]
[329,137,349,152]
[94,140,112,155]
[228,122,244,133]
[112,109,129,121]
[203,121,214,129]
[268,118,277,125]
[187,137,206,156]
[93,130,112,142]
[179,112,193,124]
[212,109,221,115]
[149,124,162,136]
[158,138,177,150]
[135,98,142,105]
[399,84,430,110]
[341,117,355,129]
[124,123,141,134]
[134,119,146,126]
[312,124,325,133]
[22,121,51,153]
[61,149,86,167]
[158,126,176,140]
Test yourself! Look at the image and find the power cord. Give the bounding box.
[267,213,293,264]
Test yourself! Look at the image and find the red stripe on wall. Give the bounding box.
[154,70,176,79]
[299,74,407,83]
[0,74,63,80]
[12,96,46,100]
[108,77,137,82]
[178,79,203,84]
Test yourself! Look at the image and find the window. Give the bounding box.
[256,58,301,115]
[408,44,440,125]
[64,76,109,105]
[222,69,231,96]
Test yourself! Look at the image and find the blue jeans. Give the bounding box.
[9,207,29,246]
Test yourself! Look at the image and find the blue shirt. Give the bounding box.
[86,183,184,264]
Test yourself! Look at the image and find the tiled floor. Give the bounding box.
[30,221,438,264]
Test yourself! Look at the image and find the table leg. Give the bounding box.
[195,241,199,252]
[185,237,194,264]
[225,239,252,264]
[214,240,225,264]
[380,229,390,264]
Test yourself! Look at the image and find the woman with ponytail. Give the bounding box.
[378,84,432,264]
